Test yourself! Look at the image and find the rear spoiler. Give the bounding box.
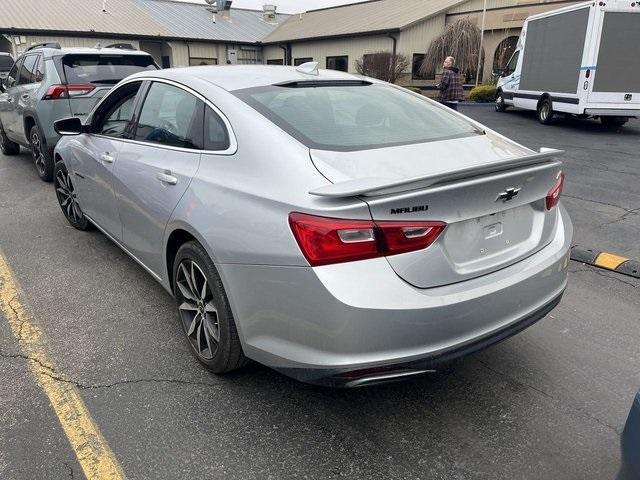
[309,148,564,198]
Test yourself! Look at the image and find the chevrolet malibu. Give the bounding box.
[52,64,572,387]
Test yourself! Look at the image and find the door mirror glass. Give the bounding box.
[54,117,84,136]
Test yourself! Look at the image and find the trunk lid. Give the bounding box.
[310,133,564,288]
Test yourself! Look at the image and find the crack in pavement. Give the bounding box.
[475,359,622,436]
[569,266,639,289]
[563,194,632,212]
[63,461,74,480]
[0,349,225,391]
[597,206,640,228]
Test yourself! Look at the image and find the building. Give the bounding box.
[262,0,580,84]
[0,0,287,67]
[0,0,581,85]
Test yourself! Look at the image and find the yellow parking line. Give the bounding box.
[594,252,629,271]
[0,255,125,480]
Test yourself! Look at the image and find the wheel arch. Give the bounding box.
[537,93,551,109]
[164,223,222,295]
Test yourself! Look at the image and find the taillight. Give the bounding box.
[42,84,94,100]
[546,171,565,210]
[289,212,446,266]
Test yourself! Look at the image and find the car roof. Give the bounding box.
[128,65,371,92]
[28,47,153,58]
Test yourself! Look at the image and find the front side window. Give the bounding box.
[92,81,142,138]
[18,55,38,85]
[134,82,203,149]
[505,51,520,76]
[326,56,348,72]
[234,83,480,151]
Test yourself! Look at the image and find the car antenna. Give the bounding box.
[295,62,319,76]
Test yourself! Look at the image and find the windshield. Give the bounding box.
[0,55,14,70]
[62,54,157,85]
[234,83,480,151]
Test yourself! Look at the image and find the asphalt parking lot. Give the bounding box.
[0,105,639,480]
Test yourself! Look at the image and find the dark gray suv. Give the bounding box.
[0,43,157,181]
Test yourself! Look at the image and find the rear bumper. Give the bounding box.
[584,108,640,117]
[221,205,572,386]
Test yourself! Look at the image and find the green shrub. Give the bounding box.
[468,84,497,103]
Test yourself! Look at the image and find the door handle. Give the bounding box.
[99,153,114,163]
[156,171,178,185]
[21,93,30,100]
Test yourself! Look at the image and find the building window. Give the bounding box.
[412,54,429,80]
[326,55,348,72]
[189,57,218,66]
[294,57,313,66]
[267,59,284,65]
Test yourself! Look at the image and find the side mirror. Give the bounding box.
[54,117,84,136]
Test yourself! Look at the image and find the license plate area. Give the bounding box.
[442,205,542,274]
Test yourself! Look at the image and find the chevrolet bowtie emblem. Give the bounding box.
[496,187,521,202]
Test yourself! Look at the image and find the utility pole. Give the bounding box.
[475,0,487,86]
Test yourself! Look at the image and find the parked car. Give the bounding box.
[0,43,157,181]
[0,52,13,82]
[52,64,572,387]
[618,389,640,480]
[495,0,639,128]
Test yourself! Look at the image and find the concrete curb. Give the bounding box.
[570,246,640,279]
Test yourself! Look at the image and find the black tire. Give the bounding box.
[173,241,247,374]
[54,161,92,231]
[537,98,554,125]
[601,116,628,130]
[495,91,508,112]
[29,124,53,181]
[0,121,20,155]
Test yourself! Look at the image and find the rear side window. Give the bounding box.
[204,106,230,151]
[234,84,480,151]
[18,55,39,85]
[134,82,203,149]
[62,54,156,85]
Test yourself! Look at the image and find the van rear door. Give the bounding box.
[589,11,640,108]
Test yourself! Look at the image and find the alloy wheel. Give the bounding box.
[540,103,549,122]
[31,130,46,175]
[55,168,83,223]
[176,260,220,360]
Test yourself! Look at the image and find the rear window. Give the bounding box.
[62,54,157,85]
[234,83,480,151]
[0,55,14,70]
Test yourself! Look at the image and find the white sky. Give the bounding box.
[177,0,369,14]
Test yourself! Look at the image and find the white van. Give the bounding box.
[495,0,640,128]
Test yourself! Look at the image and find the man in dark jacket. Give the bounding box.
[438,56,464,110]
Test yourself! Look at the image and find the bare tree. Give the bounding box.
[420,17,485,82]
[355,51,410,84]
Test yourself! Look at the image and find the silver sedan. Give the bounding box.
[52,64,572,387]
